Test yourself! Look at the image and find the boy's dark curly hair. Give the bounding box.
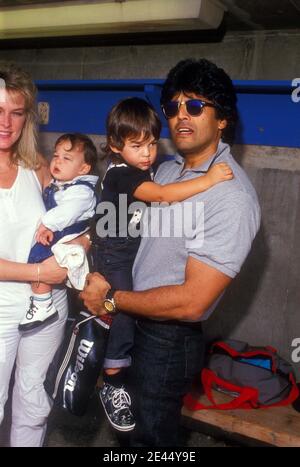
[161,58,238,145]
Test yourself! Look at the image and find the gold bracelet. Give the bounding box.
[36,264,40,288]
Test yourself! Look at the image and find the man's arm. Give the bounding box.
[80,256,232,321]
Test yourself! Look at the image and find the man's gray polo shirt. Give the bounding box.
[132,141,261,320]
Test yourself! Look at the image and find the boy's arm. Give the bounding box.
[133,162,233,203]
[42,184,96,232]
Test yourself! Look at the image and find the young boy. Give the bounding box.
[94,97,233,432]
[19,133,98,332]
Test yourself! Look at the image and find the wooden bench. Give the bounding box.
[181,389,300,447]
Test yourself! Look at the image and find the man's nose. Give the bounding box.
[177,101,189,120]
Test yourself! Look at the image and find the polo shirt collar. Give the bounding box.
[174,140,230,175]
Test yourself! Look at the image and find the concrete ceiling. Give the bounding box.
[223,0,300,30]
[0,0,300,31]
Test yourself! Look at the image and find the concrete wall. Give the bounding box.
[203,145,300,379]
[2,28,300,376]
[0,29,300,80]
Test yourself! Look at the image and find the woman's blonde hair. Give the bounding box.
[0,63,38,169]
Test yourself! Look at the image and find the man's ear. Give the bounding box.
[218,119,227,130]
[79,163,91,175]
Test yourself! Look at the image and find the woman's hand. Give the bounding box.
[38,232,92,286]
[80,272,111,316]
[40,256,67,285]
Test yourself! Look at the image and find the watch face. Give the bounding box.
[104,300,115,313]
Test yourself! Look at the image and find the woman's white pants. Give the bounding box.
[0,289,68,447]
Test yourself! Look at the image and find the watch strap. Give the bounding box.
[106,288,116,301]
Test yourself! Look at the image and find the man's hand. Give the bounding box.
[80,272,111,316]
[36,223,54,245]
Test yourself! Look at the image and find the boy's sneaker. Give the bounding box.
[99,383,135,432]
[19,296,58,332]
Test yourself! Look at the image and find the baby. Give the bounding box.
[19,133,98,332]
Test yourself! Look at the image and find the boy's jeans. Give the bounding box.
[93,237,140,369]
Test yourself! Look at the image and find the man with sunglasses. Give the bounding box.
[81,58,261,446]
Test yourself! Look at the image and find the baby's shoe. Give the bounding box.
[19,295,58,332]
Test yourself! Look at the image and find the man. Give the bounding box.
[81,58,261,446]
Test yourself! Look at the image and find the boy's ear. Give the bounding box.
[109,144,121,155]
[78,163,91,175]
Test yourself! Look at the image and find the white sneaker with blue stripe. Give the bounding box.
[19,295,58,332]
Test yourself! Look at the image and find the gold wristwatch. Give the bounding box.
[103,289,117,314]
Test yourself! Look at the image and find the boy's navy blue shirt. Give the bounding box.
[96,164,152,238]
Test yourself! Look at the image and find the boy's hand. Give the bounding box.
[36,223,54,246]
[207,162,234,185]
[67,232,92,253]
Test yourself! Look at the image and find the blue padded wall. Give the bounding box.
[36,79,300,148]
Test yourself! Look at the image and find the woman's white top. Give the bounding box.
[0,165,46,311]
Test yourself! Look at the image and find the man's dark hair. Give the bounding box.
[161,58,238,145]
[105,97,161,156]
[55,133,98,174]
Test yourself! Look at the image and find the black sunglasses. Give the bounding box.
[161,99,216,119]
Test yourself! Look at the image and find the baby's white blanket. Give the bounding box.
[51,243,89,290]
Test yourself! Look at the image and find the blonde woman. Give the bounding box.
[0,63,70,447]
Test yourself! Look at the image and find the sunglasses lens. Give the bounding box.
[186,100,204,116]
[162,102,179,118]
[163,99,211,118]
